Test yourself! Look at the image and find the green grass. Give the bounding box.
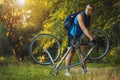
[0,61,120,80]
[0,56,120,80]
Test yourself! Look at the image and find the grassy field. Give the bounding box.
[0,60,120,80]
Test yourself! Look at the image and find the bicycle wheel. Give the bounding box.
[79,29,110,60]
[29,34,61,65]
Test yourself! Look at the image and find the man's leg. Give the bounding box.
[65,49,74,76]
[65,33,75,76]
[80,45,87,73]
[66,49,74,70]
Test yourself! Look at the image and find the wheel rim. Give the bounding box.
[79,29,110,60]
[29,34,61,65]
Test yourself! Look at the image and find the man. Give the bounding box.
[65,4,94,76]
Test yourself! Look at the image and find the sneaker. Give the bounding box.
[82,68,87,73]
[82,68,91,74]
[65,71,71,76]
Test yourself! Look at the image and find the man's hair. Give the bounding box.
[87,3,94,8]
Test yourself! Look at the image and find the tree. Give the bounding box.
[0,0,120,64]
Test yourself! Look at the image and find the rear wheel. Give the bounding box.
[79,29,110,60]
[29,34,61,65]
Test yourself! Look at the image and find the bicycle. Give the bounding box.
[29,29,110,76]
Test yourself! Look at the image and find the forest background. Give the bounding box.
[0,0,120,65]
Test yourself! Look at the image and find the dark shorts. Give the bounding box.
[68,33,82,47]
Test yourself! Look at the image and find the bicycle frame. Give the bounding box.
[29,29,110,76]
[45,44,94,75]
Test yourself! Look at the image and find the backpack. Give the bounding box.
[64,11,80,31]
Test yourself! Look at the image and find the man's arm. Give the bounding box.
[77,14,93,41]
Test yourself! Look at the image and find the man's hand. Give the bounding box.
[90,39,96,46]
[91,39,96,44]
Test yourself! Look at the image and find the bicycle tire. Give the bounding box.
[29,34,61,65]
[79,29,110,60]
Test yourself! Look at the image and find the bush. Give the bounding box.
[104,46,120,65]
[0,24,9,55]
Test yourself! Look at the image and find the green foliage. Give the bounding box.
[0,0,120,64]
[104,46,120,65]
[0,24,9,55]
[41,0,120,64]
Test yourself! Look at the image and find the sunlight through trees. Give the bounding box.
[0,0,120,64]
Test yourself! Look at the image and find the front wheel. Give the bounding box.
[79,29,110,60]
[29,34,61,65]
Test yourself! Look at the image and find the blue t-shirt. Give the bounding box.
[70,11,91,36]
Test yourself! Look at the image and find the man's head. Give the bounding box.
[85,4,94,15]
